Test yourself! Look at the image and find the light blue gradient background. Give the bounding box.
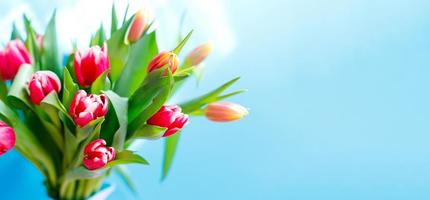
[1,0,430,199]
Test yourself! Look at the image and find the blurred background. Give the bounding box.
[1,0,430,199]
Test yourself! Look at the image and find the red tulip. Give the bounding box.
[0,40,31,80]
[83,139,115,170]
[69,90,108,127]
[74,44,109,87]
[184,42,213,66]
[205,102,248,122]
[147,105,188,137]
[128,9,151,43]
[0,121,16,156]
[28,71,61,105]
[147,51,179,74]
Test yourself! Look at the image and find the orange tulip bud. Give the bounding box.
[128,9,151,43]
[205,102,248,122]
[185,42,212,66]
[147,51,179,74]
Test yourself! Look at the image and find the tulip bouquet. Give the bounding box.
[0,4,247,200]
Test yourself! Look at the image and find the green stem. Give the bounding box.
[75,180,85,200]
[64,181,75,200]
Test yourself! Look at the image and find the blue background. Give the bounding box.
[2,0,430,199]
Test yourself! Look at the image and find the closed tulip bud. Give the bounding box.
[205,102,248,122]
[74,44,109,87]
[147,105,189,137]
[184,42,213,66]
[0,39,31,80]
[147,51,179,74]
[83,139,115,170]
[36,34,44,49]
[69,90,108,127]
[128,9,152,43]
[28,71,61,105]
[0,121,16,156]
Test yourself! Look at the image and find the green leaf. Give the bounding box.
[213,89,247,101]
[41,92,70,116]
[63,128,79,166]
[132,124,167,140]
[34,106,63,151]
[91,70,111,94]
[70,118,105,168]
[90,24,106,47]
[180,77,241,113]
[107,15,134,82]
[62,166,106,182]
[111,4,118,35]
[122,4,130,26]
[0,101,57,185]
[105,150,149,168]
[41,92,75,130]
[162,133,181,180]
[172,66,194,83]
[14,122,58,184]
[41,11,62,78]
[114,31,159,96]
[11,23,22,40]
[62,67,79,109]
[7,64,33,109]
[188,109,205,116]
[76,117,104,142]
[127,68,169,122]
[0,79,7,101]
[0,100,19,123]
[102,90,128,151]
[172,30,193,54]
[127,69,174,137]
[100,103,119,147]
[23,15,41,69]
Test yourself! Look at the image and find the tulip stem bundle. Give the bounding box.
[0,5,248,200]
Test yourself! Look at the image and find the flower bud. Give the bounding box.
[28,71,61,105]
[147,51,179,74]
[36,34,44,49]
[147,105,188,137]
[205,102,248,122]
[83,139,115,170]
[0,121,16,156]
[0,40,31,80]
[69,90,108,127]
[74,44,109,87]
[184,42,212,66]
[128,9,152,43]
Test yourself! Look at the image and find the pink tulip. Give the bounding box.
[83,139,115,170]
[69,90,108,127]
[74,44,109,87]
[0,40,31,80]
[184,42,213,66]
[205,102,248,122]
[28,71,61,105]
[0,121,16,156]
[147,51,179,74]
[147,105,188,137]
[128,9,151,43]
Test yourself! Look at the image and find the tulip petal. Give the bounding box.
[75,111,94,127]
[28,80,45,105]
[0,121,16,156]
